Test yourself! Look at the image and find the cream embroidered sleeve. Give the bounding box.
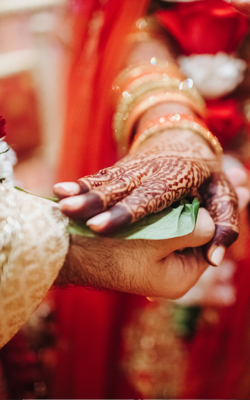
[0,184,69,348]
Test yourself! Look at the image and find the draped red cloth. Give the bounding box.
[54,0,250,398]
[54,1,149,398]
[57,0,150,181]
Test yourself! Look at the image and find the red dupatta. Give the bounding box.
[54,2,149,398]
[57,0,149,181]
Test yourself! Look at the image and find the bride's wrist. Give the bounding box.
[131,112,222,158]
[136,102,195,131]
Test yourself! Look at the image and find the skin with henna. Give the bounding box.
[54,35,240,268]
[55,111,239,266]
[54,163,248,299]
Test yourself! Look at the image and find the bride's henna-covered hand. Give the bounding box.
[54,130,239,266]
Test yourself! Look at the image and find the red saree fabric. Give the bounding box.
[54,1,149,398]
[57,0,149,181]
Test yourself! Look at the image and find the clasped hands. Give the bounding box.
[54,127,250,300]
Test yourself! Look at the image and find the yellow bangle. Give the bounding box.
[125,92,206,149]
[112,59,185,104]
[113,76,206,154]
[130,113,223,156]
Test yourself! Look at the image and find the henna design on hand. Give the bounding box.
[60,130,239,254]
[114,157,213,222]
[199,172,239,260]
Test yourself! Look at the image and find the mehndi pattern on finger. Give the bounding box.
[119,157,213,222]
[75,131,220,234]
[199,172,239,249]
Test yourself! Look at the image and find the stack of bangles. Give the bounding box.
[130,113,223,155]
[112,58,222,156]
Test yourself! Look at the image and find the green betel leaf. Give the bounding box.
[14,186,59,203]
[67,198,199,240]
[13,185,199,241]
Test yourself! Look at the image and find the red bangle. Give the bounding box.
[130,113,222,155]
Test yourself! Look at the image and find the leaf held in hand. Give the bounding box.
[67,198,199,240]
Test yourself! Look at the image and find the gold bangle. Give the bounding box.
[125,92,206,146]
[112,59,185,104]
[130,114,223,155]
[113,76,206,153]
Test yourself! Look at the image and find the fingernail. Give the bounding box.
[59,195,86,211]
[87,204,132,234]
[209,246,226,266]
[87,212,111,230]
[54,182,81,195]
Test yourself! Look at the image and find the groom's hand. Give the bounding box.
[55,208,215,299]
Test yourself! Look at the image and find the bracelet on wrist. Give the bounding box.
[112,59,206,155]
[130,113,223,156]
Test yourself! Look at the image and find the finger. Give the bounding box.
[130,208,215,262]
[53,182,82,200]
[87,156,214,234]
[59,162,157,220]
[86,167,199,233]
[59,173,144,220]
[155,208,215,258]
[199,172,239,266]
[61,156,210,227]
[131,245,210,298]
[54,165,129,200]
[155,247,209,299]
[87,202,215,266]
[78,165,129,192]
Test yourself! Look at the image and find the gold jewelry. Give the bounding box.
[113,73,206,154]
[112,60,185,104]
[125,92,206,149]
[130,114,223,155]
